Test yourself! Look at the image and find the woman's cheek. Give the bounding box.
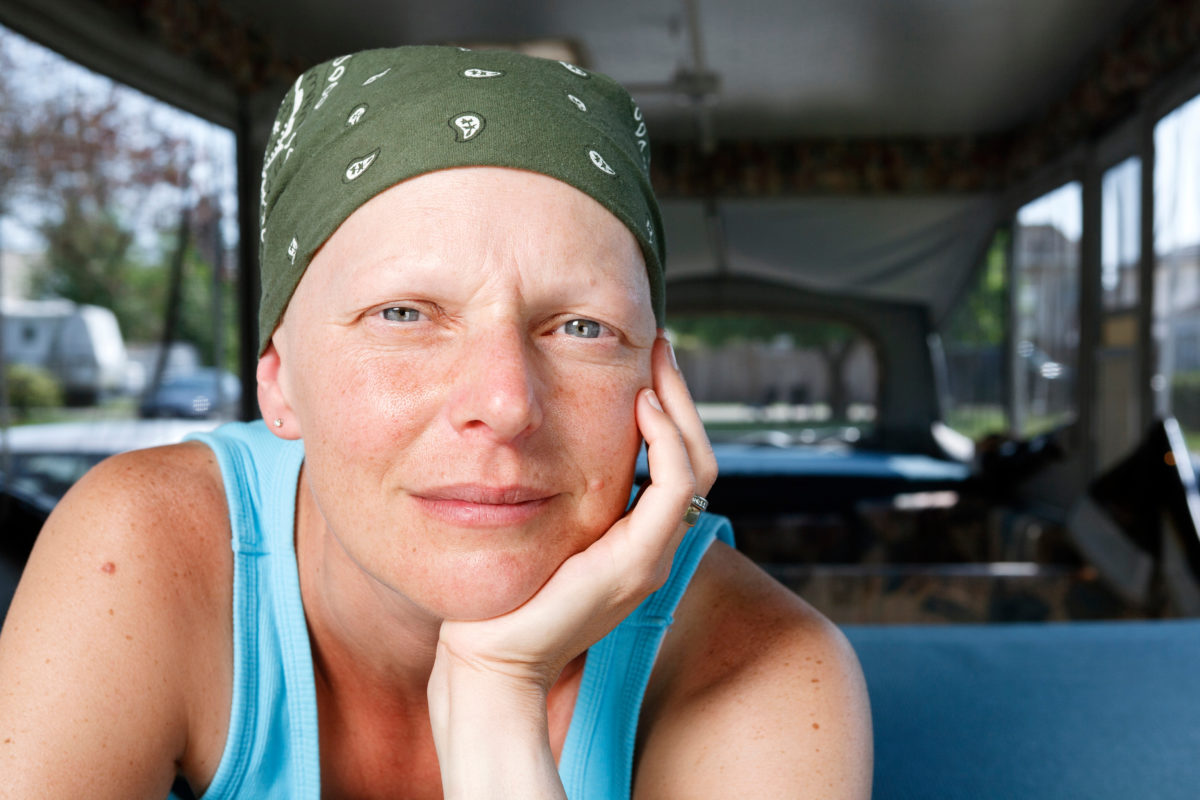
[554,368,644,484]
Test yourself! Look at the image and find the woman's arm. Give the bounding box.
[634,543,874,799]
[428,335,716,798]
[0,444,228,799]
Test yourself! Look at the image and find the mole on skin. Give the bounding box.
[100,562,116,575]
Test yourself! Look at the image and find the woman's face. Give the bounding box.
[269,167,657,620]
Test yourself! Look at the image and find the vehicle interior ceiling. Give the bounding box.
[3,0,1199,624]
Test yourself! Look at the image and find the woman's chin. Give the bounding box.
[425,581,541,622]
[410,552,558,621]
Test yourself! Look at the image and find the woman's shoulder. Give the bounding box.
[36,439,237,673]
[635,541,873,798]
[648,541,869,709]
[0,441,235,796]
[56,439,232,565]
[25,438,232,585]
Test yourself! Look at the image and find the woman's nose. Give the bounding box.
[447,327,544,442]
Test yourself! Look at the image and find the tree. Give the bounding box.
[943,230,1008,347]
[30,200,136,322]
[0,27,237,395]
[10,79,191,334]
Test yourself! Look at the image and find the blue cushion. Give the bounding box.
[845,620,1200,799]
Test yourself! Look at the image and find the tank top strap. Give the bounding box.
[558,512,734,799]
[182,421,316,799]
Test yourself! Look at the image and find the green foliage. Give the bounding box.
[5,363,63,420]
[175,245,238,372]
[31,201,139,327]
[1171,370,1200,431]
[30,208,237,369]
[943,230,1008,346]
[945,405,1007,440]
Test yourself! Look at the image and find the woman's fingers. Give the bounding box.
[434,361,712,692]
[602,387,690,584]
[437,389,691,674]
[651,334,717,495]
[514,385,694,624]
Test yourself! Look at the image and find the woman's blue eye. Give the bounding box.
[563,318,603,339]
[381,307,421,322]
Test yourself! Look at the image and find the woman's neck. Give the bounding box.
[295,469,443,700]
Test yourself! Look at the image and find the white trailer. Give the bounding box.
[1,298,129,404]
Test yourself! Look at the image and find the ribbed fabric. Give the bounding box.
[182,420,316,799]
[174,420,732,799]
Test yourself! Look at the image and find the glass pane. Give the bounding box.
[1013,182,1081,436]
[940,231,1008,440]
[0,24,239,506]
[1096,157,1141,469]
[666,314,877,447]
[1101,157,1141,313]
[1154,94,1200,454]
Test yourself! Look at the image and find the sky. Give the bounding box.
[1017,180,1082,242]
[1155,92,1200,256]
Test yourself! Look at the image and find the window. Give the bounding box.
[1102,157,1141,313]
[0,24,239,430]
[1096,157,1142,468]
[1154,94,1200,451]
[1013,183,1081,436]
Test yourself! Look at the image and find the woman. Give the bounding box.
[0,47,871,798]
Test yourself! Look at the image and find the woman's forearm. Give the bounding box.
[428,643,567,800]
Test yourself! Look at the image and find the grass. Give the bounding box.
[944,406,1007,441]
[944,405,1078,443]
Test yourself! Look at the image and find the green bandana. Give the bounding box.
[258,45,665,351]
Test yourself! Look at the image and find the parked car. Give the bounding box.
[0,418,224,614]
[138,368,241,419]
[0,418,222,513]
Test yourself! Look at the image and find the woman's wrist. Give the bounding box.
[428,641,566,799]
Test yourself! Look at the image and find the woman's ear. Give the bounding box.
[257,340,300,440]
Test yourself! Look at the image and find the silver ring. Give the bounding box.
[683,494,708,526]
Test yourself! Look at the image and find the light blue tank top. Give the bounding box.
[180,420,733,799]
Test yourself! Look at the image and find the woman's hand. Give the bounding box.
[428,334,716,798]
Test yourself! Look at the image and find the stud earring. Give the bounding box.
[273,418,283,428]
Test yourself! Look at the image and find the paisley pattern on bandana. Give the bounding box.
[257,45,666,351]
[343,149,380,182]
[449,113,486,142]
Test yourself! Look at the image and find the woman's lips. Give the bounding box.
[411,485,555,526]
